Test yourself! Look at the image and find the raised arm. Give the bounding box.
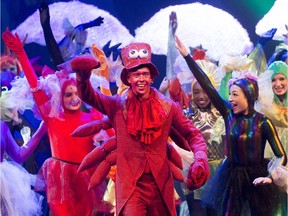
[219,71,232,101]
[75,16,104,31]
[39,1,65,67]
[166,11,179,79]
[2,121,47,164]
[175,35,229,116]
[2,29,50,110]
[71,55,114,116]
[248,28,277,73]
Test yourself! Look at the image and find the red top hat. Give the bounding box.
[120,43,159,86]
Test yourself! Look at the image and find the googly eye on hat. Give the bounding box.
[120,43,159,86]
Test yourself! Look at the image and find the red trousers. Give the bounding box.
[121,173,171,216]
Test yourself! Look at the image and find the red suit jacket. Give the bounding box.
[78,79,207,215]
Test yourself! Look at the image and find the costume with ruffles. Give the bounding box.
[2,31,110,215]
[76,73,207,216]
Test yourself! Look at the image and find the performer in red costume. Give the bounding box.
[2,29,112,216]
[70,42,209,216]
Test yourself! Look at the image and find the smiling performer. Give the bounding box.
[2,29,111,216]
[71,42,209,216]
[175,35,287,216]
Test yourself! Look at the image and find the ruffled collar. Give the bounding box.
[125,88,169,144]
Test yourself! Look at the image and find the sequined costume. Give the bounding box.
[185,101,224,162]
[183,101,225,202]
[168,57,225,214]
[183,54,287,216]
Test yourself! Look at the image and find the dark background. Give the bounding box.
[1,0,280,88]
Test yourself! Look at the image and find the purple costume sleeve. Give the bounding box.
[1,121,47,164]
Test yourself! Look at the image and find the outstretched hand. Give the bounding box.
[74,16,104,33]
[2,29,24,55]
[169,11,178,35]
[258,28,277,46]
[91,16,104,27]
[175,35,189,57]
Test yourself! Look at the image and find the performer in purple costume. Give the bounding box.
[1,120,46,215]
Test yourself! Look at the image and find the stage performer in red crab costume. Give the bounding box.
[70,42,210,216]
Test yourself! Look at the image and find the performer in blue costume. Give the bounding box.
[175,35,287,216]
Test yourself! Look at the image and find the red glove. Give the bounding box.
[3,29,38,86]
[2,29,24,55]
[186,151,210,190]
[192,49,206,60]
[2,29,49,109]
[2,29,39,88]
[70,55,100,82]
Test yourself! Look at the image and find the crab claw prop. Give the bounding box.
[169,161,184,182]
[71,116,112,137]
[78,136,116,172]
[169,127,191,151]
[71,120,103,137]
[167,142,184,182]
[88,151,117,190]
[167,142,183,170]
